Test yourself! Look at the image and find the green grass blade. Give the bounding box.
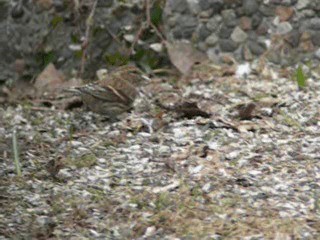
[296,65,307,89]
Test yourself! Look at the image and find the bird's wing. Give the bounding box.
[78,84,132,105]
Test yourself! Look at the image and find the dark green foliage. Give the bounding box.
[36,51,56,68]
[51,16,64,29]
[150,1,163,26]
[131,48,161,69]
[104,52,129,66]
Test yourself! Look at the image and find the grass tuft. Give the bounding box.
[295,65,307,89]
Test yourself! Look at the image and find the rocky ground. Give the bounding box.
[1,62,320,239]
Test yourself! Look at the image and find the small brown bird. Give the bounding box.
[67,66,147,119]
[46,157,64,178]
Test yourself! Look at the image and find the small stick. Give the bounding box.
[12,128,22,177]
[145,0,165,41]
[29,107,61,112]
[79,0,98,77]
[129,0,165,54]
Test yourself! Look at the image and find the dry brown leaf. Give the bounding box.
[156,99,211,119]
[34,63,66,97]
[174,101,211,118]
[34,64,83,99]
[165,40,207,75]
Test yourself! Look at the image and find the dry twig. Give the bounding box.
[129,0,165,54]
[79,0,98,77]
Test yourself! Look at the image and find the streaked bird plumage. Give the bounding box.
[66,66,147,119]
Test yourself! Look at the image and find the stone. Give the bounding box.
[251,14,263,29]
[0,1,9,21]
[165,0,190,14]
[314,48,320,59]
[197,24,212,41]
[199,9,214,18]
[197,42,207,51]
[218,24,233,38]
[167,15,179,28]
[172,15,198,39]
[242,0,259,16]
[221,9,237,27]
[239,16,252,31]
[259,5,275,17]
[311,31,320,46]
[296,0,310,10]
[231,26,248,43]
[53,0,66,12]
[297,9,315,19]
[310,18,320,30]
[206,16,221,31]
[172,26,195,39]
[266,50,281,64]
[223,0,242,7]
[150,43,163,52]
[235,6,245,16]
[199,0,211,10]
[205,33,219,46]
[312,0,320,10]
[284,30,300,47]
[275,6,294,22]
[248,41,266,55]
[256,19,269,35]
[207,47,220,62]
[186,0,201,15]
[219,39,239,52]
[276,22,293,35]
[199,0,223,13]
[269,0,292,5]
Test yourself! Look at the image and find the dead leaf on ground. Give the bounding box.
[34,63,83,98]
[34,63,65,97]
[156,99,211,119]
[33,64,83,110]
[165,40,208,75]
[231,97,284,120]
[174,101,211,118]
